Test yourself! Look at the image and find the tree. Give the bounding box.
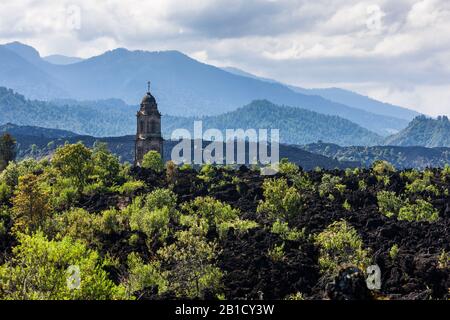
[0,133,16,171]
[157,230,223,299]
[142,150,164,172]
[257,178,302,222]
[12,174,50,233]
[129,188,178,245]
[52,143,92,193]
[0,232,127,300]
[91,142,121,187]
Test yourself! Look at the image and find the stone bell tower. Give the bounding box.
[135,82,163,166]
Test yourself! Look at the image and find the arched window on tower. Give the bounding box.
[150,120,156,133]
[140,120,144,133]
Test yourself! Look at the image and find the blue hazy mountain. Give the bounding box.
[291,87,420,122]
[0,123,78,139]
[0,41,411,135]
[223,66,420,122]
[43,55,84,65]
[384,115,450,147]
[0,87,382,146]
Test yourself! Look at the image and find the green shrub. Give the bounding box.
[405,170,439,195]
[0,181,12,204]
[318,174,344,197]
[257,178,302,222]
[100,208,129,235]
[182,196,246,237]
[267,243,285,262]
[271,219,304,241]
[389,244,399,260]
[0,232,126,300]
[116,180,145,196]
[55,208,101,245]
[315,220,371,276]
[157,230,223,299]
[278,158,300,178]
[377,191,404,218]
[398,199,439,222]
[142,151,164,172]
[129,188,178,244]
[124,252,167,297]
[216,219,258,239]
[372,160,396,175]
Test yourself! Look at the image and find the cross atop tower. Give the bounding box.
[147,81,151,93]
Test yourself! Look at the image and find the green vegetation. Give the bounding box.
[0,133,16,171]
[315,220,371,276]
[142,150,164,172]
[0,145,448,300]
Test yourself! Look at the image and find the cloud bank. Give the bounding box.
[0,0,449,116]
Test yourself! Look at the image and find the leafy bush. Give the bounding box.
[54,208,101,245]
[389,244,399,260]
[318,174,344,197]
[142,151,164,172]
[257,178,302,222]
[405,170,439,195]
[0,232,126,300]
[372,160,396,176]
[377,191,404,218]
[124,252,167,297]
[315,220,371,276]
[182,196,249,237]
[116,180,145,196]
[271,219,304,241]
[157,230,223,299]
[129,188,178,244]
[278,158,300,177]
[398,199,439,222]
[216,219,258,239]
[267,243,285,262]
[100,208,129,235]
[0,181,12,204]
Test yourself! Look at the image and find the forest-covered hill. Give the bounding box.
[385,116,450,148]
[0,88,382,146]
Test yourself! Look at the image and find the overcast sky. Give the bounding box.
[1,0,449,116]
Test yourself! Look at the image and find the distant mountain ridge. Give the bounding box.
[300,141,450,170]
[385,116,450,147]
[164,100,383,146]
[0,87,382,146]
[0,41,413,136]
[222,66,420,122]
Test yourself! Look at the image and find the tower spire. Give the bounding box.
[147,81,151,94]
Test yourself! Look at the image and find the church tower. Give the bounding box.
[135,82,163,166]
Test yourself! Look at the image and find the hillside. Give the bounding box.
[300,141,450,169]
[385,116,450,147]
[164,100,383,146]
[223,66,420,122]
[0,88,382,146]
[0,42,410,135]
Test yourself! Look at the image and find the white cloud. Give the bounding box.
[0,0,449,116]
